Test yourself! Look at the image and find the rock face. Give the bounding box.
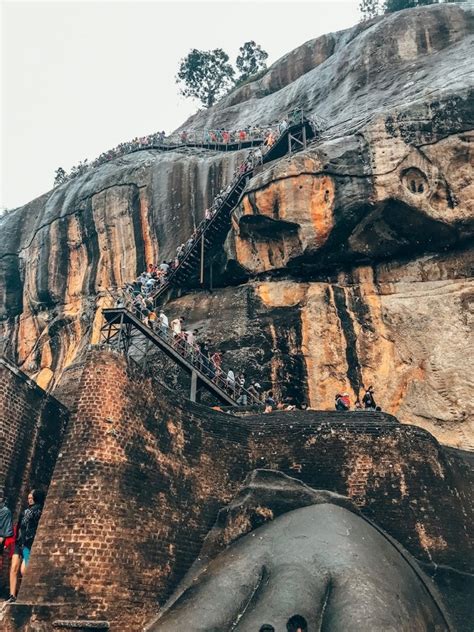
[0,4,473,448]
[148,471,452,632]
[4,349,470,631]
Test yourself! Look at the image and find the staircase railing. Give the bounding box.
[147,109,318,305]
[107,288,262,407]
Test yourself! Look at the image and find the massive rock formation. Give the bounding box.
[148,471,452,632]
[2,349,471,631]
[0,4,473,448]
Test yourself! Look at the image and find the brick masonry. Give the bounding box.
[0,357,69,591]
[3,349,472,631]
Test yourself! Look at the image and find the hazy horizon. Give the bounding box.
[1,0,362,210]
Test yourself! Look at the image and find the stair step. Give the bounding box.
[53,621,110,630]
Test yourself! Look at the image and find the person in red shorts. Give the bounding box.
[5,523,20,603]
[0,488,13,600]
[6,489,45,603]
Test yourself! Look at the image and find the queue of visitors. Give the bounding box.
[114,283,264,406]
[335,386,381,412]
[106,105,380,412]
[54,121,285,186]
[112,119,285,305]
[142,115,294,302]
[117,264,370,415]
[1,488,45,603]
[55,106,319,188]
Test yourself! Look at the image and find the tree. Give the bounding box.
[176,48,235,109]
[360,0,457,19]
[235,41,268,83]
[54,167,67,186]
[384,0,417,11]
[359,0,383,19]
[384,0,458,12]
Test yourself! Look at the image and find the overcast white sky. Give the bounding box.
[1,0,361,210]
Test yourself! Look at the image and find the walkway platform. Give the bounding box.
[101,308,249,406]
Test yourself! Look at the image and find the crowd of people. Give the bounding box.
[54,106,319,187]
[0,488,44,603]
[114,285,264,406]
[335,386,381,412]
[118,114,296,303]
[54,118,290,186]
[113,276,383,416]
[99,111,311,405]
[107,105,378,413]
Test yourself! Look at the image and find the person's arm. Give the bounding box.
[0,508,13,541]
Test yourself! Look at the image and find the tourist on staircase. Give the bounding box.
[198,340,211,377]
[159,261,170,274]
[148,308,158,329]
[279,117,289,134]
[362,386,376,410]
[158,310,169,332]
[236,373,247,406]
[170,316,184,341]
[104,110,315,407]
[247,381,262,402]
[226,368,236,395]
[211,351,222,384]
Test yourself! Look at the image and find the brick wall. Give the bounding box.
[8,349,252,631]
[4,349,471,631]
[247,414,472,571]
[0,357,69,591]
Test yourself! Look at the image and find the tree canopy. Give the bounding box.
[176,41,268,109]
[236,41,269,83]
[54,167,67,186]
[176,48,235,109]
[359,0,382,19]
[359,0,458,20]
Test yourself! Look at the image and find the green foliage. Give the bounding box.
[384,0,459,13]
[359,0,383,20]
[359,0,458,19]
[54,167,67,186]
[236,41,268,83]
[176,42,269,108]
[176,48,235,109]
[384,0,418,11]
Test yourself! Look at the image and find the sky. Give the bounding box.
[1,0,362,210]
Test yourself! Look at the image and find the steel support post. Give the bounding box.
[190,370,198,402]
[200,233,205,285]
[142,337,150,369]
[117,312,124,353]
[123,322,133,355]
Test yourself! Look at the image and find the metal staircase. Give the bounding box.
[150,113,316,306]
[101,307,259,407]
[100,110,320,407]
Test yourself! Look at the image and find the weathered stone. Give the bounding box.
[148,472,452,632]
[2,350,471,631]
[0,4,472,453]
